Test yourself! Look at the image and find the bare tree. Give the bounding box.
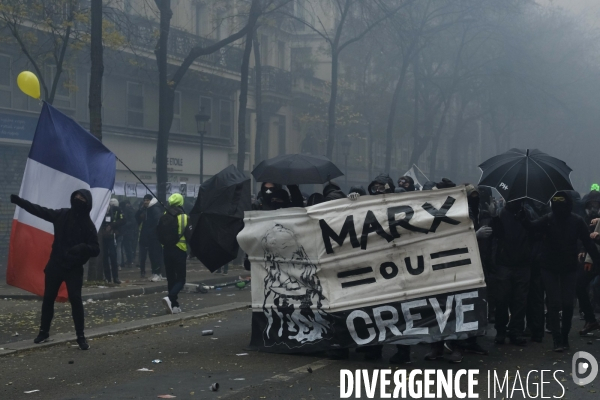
[285,0,408,159]
[152,0,262,202]
[0,0,86,104]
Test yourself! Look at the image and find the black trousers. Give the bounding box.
[102,235,118,281]
[542,269,577,340]
[576,267,599,324]
[494,264,531,337]
[122,232,135,264]
[164,246,187,307]
[526,267,545,339]
[41,264,84,336]
[139,238,163,275]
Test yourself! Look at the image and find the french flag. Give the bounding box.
[7,103,115,301]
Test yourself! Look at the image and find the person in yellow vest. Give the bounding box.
[161,193,188,314]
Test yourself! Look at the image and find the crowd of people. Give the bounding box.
[251,173,600,363]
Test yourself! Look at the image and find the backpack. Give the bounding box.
[157,208,188,246]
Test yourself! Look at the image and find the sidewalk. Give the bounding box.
[0,260,248,301]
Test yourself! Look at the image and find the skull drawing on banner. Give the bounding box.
[261,224,333,347]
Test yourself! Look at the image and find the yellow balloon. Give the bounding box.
[17,71,41,100]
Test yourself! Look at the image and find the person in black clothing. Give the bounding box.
[397,176,416,192]
[520,191,600,351]
[120,200,136,269]
[489,199,534,346]
[576,190,600,335]
[252,182,282,210]
[101,199,125,284]
[323,181,346,201]
[523,200,546,343]
[136,194,164,281]
[10,190,99,350]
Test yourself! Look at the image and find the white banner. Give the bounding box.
[238,187,486,351]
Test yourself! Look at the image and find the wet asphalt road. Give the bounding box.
[1,309,600,400]
[0,284,251,345]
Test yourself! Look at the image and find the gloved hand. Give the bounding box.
[476,226,492,239]
[348,193,360,201]
[10,194,20,204]
[68,243,89,256]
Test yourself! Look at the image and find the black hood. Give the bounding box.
[323,181,346,200]
[70,189,93,213]
[551,190,573,219]
[584,190,600,207]
[368,174,395,195]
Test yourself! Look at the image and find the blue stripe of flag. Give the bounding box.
[28,103,115,190]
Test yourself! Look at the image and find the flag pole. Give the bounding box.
[413,164,430,182]
[116,157,167,209]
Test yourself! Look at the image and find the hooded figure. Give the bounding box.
[577,190,600,336]
[397,176,416,192]
[10,190,100,350]
[253,183,283,211]
[521,190,600,351]
[161,193,188,315]
[367,174,395,195]
[323,181,346,201]
[136,195,164,281]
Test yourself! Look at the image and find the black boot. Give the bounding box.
[509,336,528,346]
[561,332,570,350]
[77,336,90,350]
[424,342,445,360]
[552,334,564,352]
[33,331,49,344]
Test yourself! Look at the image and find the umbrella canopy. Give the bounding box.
[251,154,343,185]
[478,148,573,204]
[188,165,251,272]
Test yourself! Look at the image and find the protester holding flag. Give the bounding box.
[10,190,99,350]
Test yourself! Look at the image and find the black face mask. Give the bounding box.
[552,202,570,219]
[72,198,88,214]
[587,207,600,218]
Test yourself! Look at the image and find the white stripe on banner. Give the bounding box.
[14,159,112,233]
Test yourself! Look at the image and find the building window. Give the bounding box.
[127,81,144,127]
[278,41,285,70]
[217,9,230,40]
[0,54,11,108]
[277,115,286,155]
[219,99,232,139]
[199,96,212,135]
[195,4,207,36]
[172,91,181,132]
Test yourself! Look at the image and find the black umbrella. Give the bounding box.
[252,154,343,185]
[188,165,251,272]
[478,148,573,204]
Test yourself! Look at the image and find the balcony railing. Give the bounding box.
[291,75,329,101]
[122,15,243,74]
[249,66,292,96]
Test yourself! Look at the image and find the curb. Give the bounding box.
[0,302,250,357]
[0,275,242,302]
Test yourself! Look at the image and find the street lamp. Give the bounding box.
[341,139,351,189]
[195,107,211,184]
